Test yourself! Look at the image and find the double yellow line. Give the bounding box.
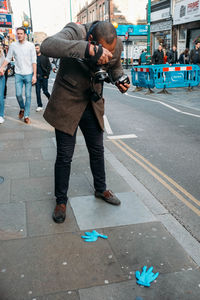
[111,139,200,216]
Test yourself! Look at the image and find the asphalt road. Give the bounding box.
[103,81,200,242]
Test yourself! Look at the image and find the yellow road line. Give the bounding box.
[118,140,200,207]
[111,140,200,216]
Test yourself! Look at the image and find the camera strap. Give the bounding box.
[90,44,103,64]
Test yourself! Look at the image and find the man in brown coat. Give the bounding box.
[41,21,130,223]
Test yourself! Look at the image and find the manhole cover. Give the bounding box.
[0,176,4,184]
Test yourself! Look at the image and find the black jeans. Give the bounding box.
[55,103,106,205]
[35,76,50,107]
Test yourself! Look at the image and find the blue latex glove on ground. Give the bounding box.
[135,266,159,287]
[81,230,108,242]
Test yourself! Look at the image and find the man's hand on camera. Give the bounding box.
[116,81,130,93]
[89,44,112,65]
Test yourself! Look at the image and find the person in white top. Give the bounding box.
[0,27,37,124]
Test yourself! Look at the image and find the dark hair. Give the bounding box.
[184,48,189,55]
[90,21,117,44]
[35,43,40,47]
[16,27,26,34]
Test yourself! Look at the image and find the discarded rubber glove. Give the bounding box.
[81,230,108,242]
[135,266,159,287]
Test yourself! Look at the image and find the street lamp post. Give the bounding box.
[146,0,151,64]
[28,0,33,40]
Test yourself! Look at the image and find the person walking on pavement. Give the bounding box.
[178,48,189,64]
[0,27,37,124]
[35,44,51,111]
[41,21,130,223]
[189,41,200,65]
[3,44,9,99]
[152,44,164,65]
[0,44,5,124]
[167,45,178,65]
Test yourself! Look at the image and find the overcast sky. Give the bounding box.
[11,0,71,36]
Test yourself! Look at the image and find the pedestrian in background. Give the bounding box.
[163,49,168,64]
[189,41,200,65]
[0,27,37,124]
[139,49,147,65]
[178,48,189,64]
[152,44,164,64]
[0,44,5,124]
[35,44,51,111]
[41,21,130,223]
[167,45,178,65]
[3,44,9,99]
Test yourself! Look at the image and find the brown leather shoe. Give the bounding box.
[52,204,66,223]
[19,109,24,119]
[24,117,31,124]
[95,190,121,205]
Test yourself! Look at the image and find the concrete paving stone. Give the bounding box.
[36,290,79,300]
[0,202,27,240]
[23,137,54,149]
[41,147,57,161]
[79,270,200,300]
[0,139,25,151]
[0,232,126,299]
[24,129,54,139]
[0,148,42,163]
[0,131,24,140]
[70,192,156,230]
[104,222,197,275]
[68,174,94,198]
[29,160,54,178]
[0,161,29,179]
[0,179,11,203]
[11,176,54,202]
[27,200,79,237]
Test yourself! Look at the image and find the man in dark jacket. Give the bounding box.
[189,41,200,65]
[35,44,51,111]
[41,21,130,223]
[167,45,178,65]
[152,44,164,64]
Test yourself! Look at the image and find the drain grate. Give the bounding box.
[0,176,4,184]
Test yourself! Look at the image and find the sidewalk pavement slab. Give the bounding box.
[27,200,79,237]
[70,192,156,230]
[79,270,200,300]
[0,232,126,299]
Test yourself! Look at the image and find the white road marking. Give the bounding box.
[103,115,113,134]
[107,134,137,140]
[104,86,200,118]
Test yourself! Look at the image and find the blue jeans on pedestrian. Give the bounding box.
[15,74,32,117]
[0,75,5,117]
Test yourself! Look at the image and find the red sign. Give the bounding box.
[0,0,8,13]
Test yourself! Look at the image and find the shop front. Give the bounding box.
[173,0,200,53]
[150,0,172,52]
[116,24,147,67]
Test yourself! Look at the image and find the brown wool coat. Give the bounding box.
[41,22,124,136]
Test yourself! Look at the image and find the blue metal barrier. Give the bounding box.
[131,64,200,93]
[131,66,155,89]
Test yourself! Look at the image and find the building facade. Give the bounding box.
[150,0,200,54]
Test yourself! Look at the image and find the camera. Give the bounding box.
[117,74,130,85]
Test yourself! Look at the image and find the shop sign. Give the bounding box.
[173,0,200,25]
[150,20,172,32]
[116,25,148,36]
[151,8,170,22]
[0,13,12,28]
[0,0,8,13]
